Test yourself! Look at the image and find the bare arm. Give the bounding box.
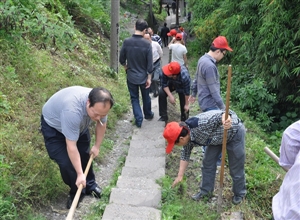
[90,120,107,157]
[172,160,189,187]
[66,139,86,188]
[183,54,188,67]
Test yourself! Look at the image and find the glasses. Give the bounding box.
[221,50,226,56]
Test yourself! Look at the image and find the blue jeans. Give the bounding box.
[200,124,247,197]
[127,80,152,126]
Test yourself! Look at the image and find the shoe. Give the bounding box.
[145,112,154,120]
[88,185,102,199]
[232,195,244,205]
[191,191,211,201]
[158,116,168,121]
[66,193,85,209]
[136,122,142,128]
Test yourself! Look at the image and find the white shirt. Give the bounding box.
[272,120,300,220]
[169,43,187,65]
[152,41,163,63]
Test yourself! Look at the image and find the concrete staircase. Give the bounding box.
[102,100,165,220]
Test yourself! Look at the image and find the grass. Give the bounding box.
[159,101,284,219]
[0,0,287,219]
[0,7,130,219]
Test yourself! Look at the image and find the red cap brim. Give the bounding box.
[166,141,175,154]
[162,64,172,76]
[225,46,233,52]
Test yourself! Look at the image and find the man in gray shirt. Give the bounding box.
[41,86,114,209]
[189,36,233,165]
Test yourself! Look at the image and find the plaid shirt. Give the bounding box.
[180,110,242,161]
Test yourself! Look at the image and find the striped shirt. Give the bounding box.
[272,120,300,220]
[151,34,163,48]
[180,110,242,161]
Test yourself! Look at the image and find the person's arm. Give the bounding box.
[90,120,107,157]
[163,86,175,104]
[158,44,163,58]
[184,95,190,112]
[146,45,153,88]
[168,37,176,48]
[183,53,188,68]
[146,74,152,89]
[119,42,127,66]
[172,160,189,187]
[66,139,86,188]
[189,78,197,103]
[206,67,225,110]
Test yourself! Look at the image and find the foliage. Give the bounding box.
[0,0,130,218]
[158,176,184,219]
[0,0,77,51]
[236,78,277,129]
[186,0,300,131]
[0,155,17,218]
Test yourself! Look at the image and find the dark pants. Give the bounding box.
[40,115,97,195]
[127,80,152,126]
[158,86,188,121]
[162,36,169,47]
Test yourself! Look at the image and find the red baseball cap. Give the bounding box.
[167,29,177,37]
[212,36,233,51]
[162,62,181,76]
[163,122,183,154]
[175,33,182,40]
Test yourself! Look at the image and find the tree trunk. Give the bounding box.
[110,0,120,73]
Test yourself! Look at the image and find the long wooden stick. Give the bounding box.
[66,155,94,220]
[264,147,288,172]
[217,65,232,212]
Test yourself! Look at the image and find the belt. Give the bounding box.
[154,58,161,65]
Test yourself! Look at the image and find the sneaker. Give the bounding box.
[191,191,212,201]
[232,195,244,205]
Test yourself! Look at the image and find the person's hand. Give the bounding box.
[184,104,189,112]
[188,96,196,104]
[76,173,86,188]
[172,176,183,188]
[222,114,232,129]
[145,78,151,89]
[90,146,99,157]
[168,94,176,104]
